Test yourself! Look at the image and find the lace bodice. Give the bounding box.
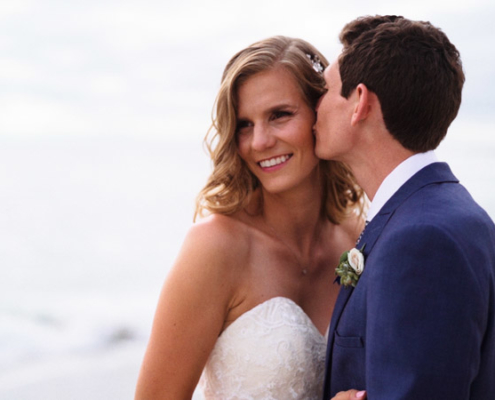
[199,297,327,400]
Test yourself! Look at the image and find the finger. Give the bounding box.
[352,390,367,399]
[331,389,365,400]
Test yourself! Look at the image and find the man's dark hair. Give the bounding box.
[339,15,465,152]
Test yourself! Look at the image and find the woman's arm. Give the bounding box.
[135,217,240,399]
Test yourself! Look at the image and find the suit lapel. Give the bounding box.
[323,162,459,396]
[324,211,392,383]
[328,162,458,337]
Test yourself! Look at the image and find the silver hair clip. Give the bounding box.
[306,54,324,74]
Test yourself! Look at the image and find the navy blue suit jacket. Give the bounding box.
[323,162,495,399]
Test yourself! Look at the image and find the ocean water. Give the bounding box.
[0,135,209,399]
[0,121,494,399]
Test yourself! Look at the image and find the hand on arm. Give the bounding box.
[331,390,366,400]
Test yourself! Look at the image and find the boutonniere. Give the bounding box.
[335,245,366,288]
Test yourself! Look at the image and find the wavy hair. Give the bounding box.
[195,36,363,223]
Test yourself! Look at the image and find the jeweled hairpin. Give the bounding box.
[306,54,324,74]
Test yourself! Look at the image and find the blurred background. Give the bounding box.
[1,1,494,399]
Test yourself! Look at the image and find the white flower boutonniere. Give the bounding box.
[335,245,366,288]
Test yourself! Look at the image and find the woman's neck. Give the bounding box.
[259,180,325,254]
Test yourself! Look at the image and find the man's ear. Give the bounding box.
[351,83,371,126]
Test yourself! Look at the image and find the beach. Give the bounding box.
[0,136,208,400]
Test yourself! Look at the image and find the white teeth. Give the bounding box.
[259,155,290,168]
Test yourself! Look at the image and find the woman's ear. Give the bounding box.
[351,83,371,126]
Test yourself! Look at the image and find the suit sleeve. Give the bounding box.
[365,223,487,399]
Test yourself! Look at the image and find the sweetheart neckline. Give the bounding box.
[220,296,326,339]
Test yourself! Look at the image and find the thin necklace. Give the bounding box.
[263,217,323,276]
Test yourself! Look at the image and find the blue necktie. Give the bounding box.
[356,220,369,246]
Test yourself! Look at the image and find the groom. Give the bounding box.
[314,15,495,399]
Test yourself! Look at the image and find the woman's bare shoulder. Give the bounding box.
[192,213,245,234]
[178,213,252,276]
[189,213,250,250]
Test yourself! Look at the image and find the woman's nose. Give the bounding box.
[251,124,276,151]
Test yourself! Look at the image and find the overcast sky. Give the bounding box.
[0,0,493,140]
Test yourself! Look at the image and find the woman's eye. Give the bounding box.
[236,120,252,134]
[272,111,292,120]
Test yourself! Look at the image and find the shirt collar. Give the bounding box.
[366,151,438,222]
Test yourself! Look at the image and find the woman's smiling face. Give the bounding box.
[236,66,320,195]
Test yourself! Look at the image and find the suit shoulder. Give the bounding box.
[397,181,494,230]
[376,219,494,292]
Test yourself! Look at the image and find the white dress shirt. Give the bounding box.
[366,151,439,222]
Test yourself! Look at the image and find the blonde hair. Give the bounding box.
[195,36,363,223]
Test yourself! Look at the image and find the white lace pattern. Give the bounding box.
[199,297,327,399]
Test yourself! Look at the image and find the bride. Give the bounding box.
[135,36,365,400]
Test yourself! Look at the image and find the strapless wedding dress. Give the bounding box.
[199,297,327,399]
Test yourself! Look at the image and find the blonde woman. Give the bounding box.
[135,36,365,400]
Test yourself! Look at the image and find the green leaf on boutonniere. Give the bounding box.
[339,250,350,263]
